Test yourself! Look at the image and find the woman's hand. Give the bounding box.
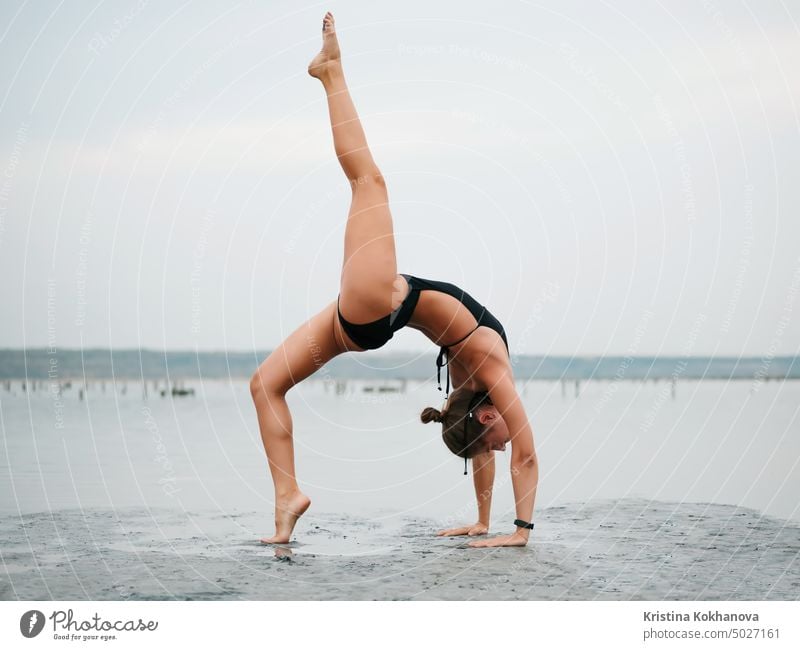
[467,531,529,547]
[436,522,489,537]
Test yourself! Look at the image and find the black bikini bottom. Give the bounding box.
[337,274,509,392]
[337,274,507,350]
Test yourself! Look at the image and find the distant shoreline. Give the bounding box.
[1,348,797,381]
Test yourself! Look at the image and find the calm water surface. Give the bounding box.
[2,378,798,524]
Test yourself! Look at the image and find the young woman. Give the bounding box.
[250,13,539,548]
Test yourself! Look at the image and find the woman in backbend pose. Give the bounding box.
[251,13,539,548]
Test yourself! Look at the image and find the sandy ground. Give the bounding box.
[1,499,798,600]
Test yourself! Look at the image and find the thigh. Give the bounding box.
[340,183,399,322]
[253,300,359,396]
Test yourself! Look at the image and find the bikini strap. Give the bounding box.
[436,347,450,396]
[442,323,481,350]
[436,323,481,397]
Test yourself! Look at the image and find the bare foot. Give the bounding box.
[308,11,341,78]
[260,491,311,544]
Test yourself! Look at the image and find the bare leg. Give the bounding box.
[250,301,346,543]
[309,12,406,322]
[252,14,405,544]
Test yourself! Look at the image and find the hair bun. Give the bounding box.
[420,406,443,424]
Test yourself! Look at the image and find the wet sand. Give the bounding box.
[2,499,798,600]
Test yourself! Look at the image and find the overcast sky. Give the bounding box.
[1,0,798,357]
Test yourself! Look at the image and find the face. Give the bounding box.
[476,406,511,453]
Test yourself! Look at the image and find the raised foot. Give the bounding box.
[308,11,341,78]
[260,492,311,544]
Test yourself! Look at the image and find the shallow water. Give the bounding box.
[1,378,798,599]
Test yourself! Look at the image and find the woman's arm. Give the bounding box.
[469,366,539,548]
[473,451,495,525]
[436,451,495,536]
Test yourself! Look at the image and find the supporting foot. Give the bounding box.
[260,491,311,544]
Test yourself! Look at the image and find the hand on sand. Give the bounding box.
[468,531,529,548]
[436,522,489,537]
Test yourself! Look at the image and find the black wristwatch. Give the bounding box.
[514,519,535,530]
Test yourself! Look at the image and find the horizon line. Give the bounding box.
[0,347,797,360]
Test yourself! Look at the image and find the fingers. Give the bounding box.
[437,523,489,537]
[436,526,470,537]
[439,527,469,536]
[467,534,527,548]
[468,537,503,548]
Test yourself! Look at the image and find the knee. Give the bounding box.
[249,371,265,400]
[350,170,386,191]
[250,370,281,403]
[370,170,386,188]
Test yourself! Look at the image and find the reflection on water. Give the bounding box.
[273,545,293,561]
[261,536,401,559]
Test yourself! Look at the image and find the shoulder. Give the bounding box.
[448,329,509,391]
[464,328,512,383]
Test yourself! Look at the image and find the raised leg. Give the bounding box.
[309,12,406,323]
[252,14,407,545]
[250,300,346,543]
